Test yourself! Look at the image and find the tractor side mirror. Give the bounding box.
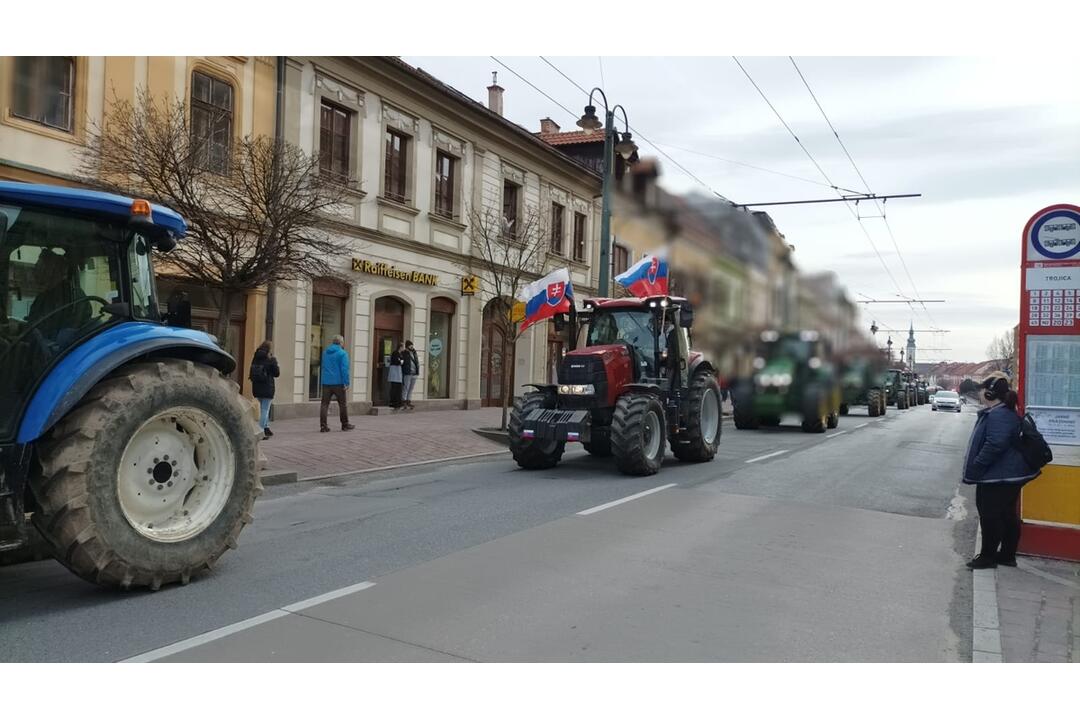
[679,305,694,329]
[166,294,192,329]
[553,313,567,332]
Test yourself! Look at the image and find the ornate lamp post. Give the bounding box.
[577,88,638,297]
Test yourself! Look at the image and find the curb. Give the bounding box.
[472,427,510,446]
[971,525,1004,662]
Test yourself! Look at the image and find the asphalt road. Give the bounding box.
[0,402,979,662]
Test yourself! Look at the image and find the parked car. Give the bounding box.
[931,390,961,412]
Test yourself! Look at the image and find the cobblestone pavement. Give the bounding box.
[260,406,507,480]
[997,556,1080,662]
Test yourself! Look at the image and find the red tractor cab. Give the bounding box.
[509,295,721,476]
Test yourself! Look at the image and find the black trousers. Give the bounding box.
[976,483,1023,560]
[320,385,349,428]
[389,381,403,408]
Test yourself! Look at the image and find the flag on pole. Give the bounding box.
[517,268,574,332]
[614,246,669,297]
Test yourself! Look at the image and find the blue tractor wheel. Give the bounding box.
[30,359,262,590]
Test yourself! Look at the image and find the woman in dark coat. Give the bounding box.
[388,342,404,410]
[250,340,280,438]
[962,373,1040,569]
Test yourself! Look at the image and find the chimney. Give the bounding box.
[539,117,560,134]
[487,71,504,116]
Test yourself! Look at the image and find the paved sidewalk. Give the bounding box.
[997,556,1079,662]
[261,407,508,480]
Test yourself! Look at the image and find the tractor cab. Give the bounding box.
[0,184,188,442]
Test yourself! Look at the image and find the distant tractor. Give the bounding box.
[0,182,262,590]
[901,370,918,407]
[915,377,930,405]
[508,296,721,476]
[732,330,842,433]
[885,368,910,409]
[839,354,888,417]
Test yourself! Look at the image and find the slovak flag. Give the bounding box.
[615,246,669,298]
[518,267,574,332]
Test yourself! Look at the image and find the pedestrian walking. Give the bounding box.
[402,340,420,409]
[319,335,355,432]
[962,373,1040,569]
[249,340,280,439]
[388,342,404,410]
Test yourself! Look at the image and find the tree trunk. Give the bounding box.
[500,332,510,431]
[216,290,232,351]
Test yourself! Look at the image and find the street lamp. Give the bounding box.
[577,88,638,296]
[886,335,893,361]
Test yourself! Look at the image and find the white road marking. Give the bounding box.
[855,423,869,429]
[121,581,377,662]
[826,430,848,438]
[745,450,788,464]
[577,484,677,515]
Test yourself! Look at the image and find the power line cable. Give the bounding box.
[488,56,579,122]
[731,56,908,301]
[646,141,840,190]
[788,56,937,327]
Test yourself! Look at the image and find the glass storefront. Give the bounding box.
[308,292,346,399]
[428,298,454,399]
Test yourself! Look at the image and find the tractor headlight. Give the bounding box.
[558,384,595,395]
[755,373,792,388]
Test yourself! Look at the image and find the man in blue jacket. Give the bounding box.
[320,335,355,432]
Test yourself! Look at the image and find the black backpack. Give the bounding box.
[1017,413,1053,471]
[249,361,269,385]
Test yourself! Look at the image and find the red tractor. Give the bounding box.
[508,296,721,476]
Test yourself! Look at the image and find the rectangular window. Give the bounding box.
[573,212,587,262]
[503,181,520,239]
[613,244,630,276]
[384,129,409,203]
[190,71,234,174]
[319,100,351,182]
[434,151,456,218]
[550,203,565,255]
[12,57,74,131]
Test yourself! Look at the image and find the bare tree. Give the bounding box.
[986,330,1017,376]
[461,204,551,430]
[76,90,353,349]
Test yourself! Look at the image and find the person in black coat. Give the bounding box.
[250,341,280,438]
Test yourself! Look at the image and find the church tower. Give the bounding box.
[906,322,916,369]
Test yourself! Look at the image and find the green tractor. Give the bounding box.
[885,368,910,409]
[839,353,888,417]
[915,377,930,405]
[901,370,918,407]
[733,330,841,433]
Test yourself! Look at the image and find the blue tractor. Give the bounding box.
[0,182,262,590]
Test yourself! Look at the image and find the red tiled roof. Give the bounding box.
[536,130,605,146]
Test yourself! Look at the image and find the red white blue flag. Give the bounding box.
[614,246,669,298]
[518,268,574,332]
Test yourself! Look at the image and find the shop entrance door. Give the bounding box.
[371,296,406,406]
[481,299,513,407]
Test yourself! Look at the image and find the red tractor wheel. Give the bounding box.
[611,393,666,476]
[671,372,721,462]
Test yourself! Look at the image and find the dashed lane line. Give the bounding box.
[744,450,789,464]
[577,484,678,516]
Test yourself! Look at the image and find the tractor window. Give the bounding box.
[587,309,658,376]
[128,233,158,320]
[762,337,811,363]
[0,202,126,440]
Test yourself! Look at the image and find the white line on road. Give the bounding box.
[577,484,677,515]
[826,431,848,438]
[121,581,377,662]
[855,423,869,429]
[745,450,788,464]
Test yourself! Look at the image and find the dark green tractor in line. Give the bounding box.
[915,377,930,405]
[885,368,910,409]
[733,330,841,433]
[839,354,888,417]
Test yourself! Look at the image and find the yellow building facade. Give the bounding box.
[0,56,278,394]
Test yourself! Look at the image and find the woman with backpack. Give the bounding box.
[962,373,1041,569]
[250,340,280,439]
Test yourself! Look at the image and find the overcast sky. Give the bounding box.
[404,56,1080,362]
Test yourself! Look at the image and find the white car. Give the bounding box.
[932,390,961,412]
